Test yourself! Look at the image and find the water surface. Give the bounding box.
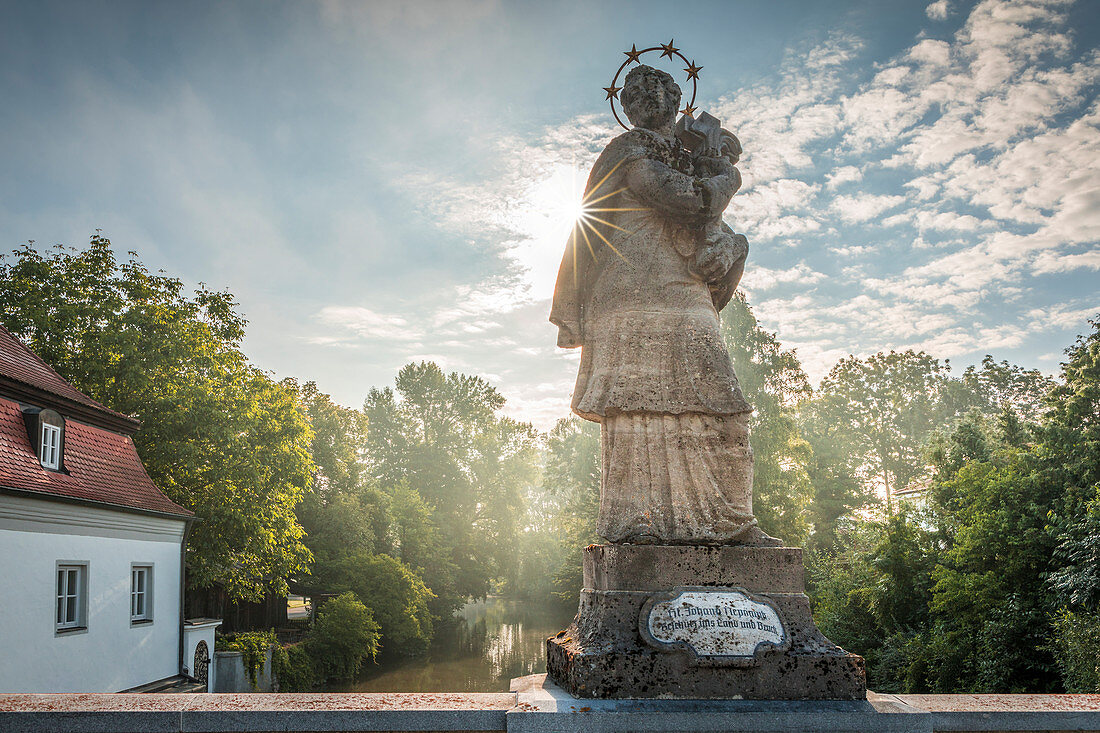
[329,596,574,692]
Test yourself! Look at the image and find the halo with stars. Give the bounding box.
[604,40,702,130]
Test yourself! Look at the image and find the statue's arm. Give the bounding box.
[625,157,741,222]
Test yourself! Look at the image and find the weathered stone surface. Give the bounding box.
[549,64,771,547]
[585,544,804,592]
[510,674,927,732]
[547,545,866,699]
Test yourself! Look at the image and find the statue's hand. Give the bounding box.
[693,238,734,281]
[692,229,747,282]
[696,155,736,179]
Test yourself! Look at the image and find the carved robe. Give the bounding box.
[550,127,760,544]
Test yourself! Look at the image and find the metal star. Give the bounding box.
[684,60,702,80]
[680,103,697,117]
[623,44,643,64]
[659,39,679,59]
[603,84,622,100]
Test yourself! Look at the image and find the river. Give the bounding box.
[327,596,575,692]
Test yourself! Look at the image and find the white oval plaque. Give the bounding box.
[643,588,787,661]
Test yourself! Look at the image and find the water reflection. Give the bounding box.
[327,596,575,692]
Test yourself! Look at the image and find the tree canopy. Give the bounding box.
[0,236,313,602]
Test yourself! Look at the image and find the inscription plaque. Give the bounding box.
[641,588,788,664]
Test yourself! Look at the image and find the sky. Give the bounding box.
[1,0,1097,430]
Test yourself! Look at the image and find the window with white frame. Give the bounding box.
[131,565,152,622]
[40,422,60,469]
[56,564,86,631]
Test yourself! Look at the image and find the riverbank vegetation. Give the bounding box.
[1,235,1097,692]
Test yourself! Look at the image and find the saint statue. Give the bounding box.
[550,64,780,547]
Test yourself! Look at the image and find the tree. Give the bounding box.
[307,592,381,680]
[292,382,389,589]
[957,355,1055,424]
[330,552,435,657]
[811,350,952,512]
[0,236,313,603]
[720,293,814,543]
[363,362,540,615]
[541,416,601,605]
[1042,318,1100,691]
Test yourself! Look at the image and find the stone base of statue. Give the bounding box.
[545,544,866,699]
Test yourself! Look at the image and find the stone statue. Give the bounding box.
[542,55,865,701]
[550,64,779,547]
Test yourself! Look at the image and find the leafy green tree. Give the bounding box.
[811,350,952,511]
[0,236,313,602]
[308,592,381,679]
[957,355,1055,424]
[1042,318,1100,691]
[363,362,539,615]
[808,510,937,692]
[720,293,814,543]
[331,552,435,656]
[927,454,1060,692]
[800,399,873,551]
[542,416,601,605]
[292,381,391,590]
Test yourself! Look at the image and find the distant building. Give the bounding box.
[0,325,215,692]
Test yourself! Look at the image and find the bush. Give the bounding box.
[308,592,381,680]
[334,553,435,656]
[1051,609,1100,692]
[272,642,317,692]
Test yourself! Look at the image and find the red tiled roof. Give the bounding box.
[0,397,191,517]
[0,324,131,422]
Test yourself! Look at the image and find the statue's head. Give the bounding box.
[620,65,681,131]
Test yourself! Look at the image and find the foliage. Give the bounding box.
[1050,610,1100,693]
[808,510,938,691]
[721,293,814,544]
[1048,488,1100,611]
[0,236,313,601]
[541,416,601,605]
[292,381,388,590]
[363,362,540,616]
[271,642,316,692]
[216,630,277,689]
[810,350,952,510]
[331,553,435,656]
[957,355,1055,425]
[308,592,381,680]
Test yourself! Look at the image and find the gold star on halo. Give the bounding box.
[680,103,697,117]
[659,39,679,59]
[623,44,643,64]
[684,60,702,80]
[603,84,622,100]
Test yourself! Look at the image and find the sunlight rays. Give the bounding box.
[567,158,648,284]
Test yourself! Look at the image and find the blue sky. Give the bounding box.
[1,0,1097,429]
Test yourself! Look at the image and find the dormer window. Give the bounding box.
[22,407,65,472]
[40,422,61,469]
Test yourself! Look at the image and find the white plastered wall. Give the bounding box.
[0,494,186,692]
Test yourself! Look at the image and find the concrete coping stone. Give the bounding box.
[5,684,1100,732]
[0,692,515,733]
[893,693,1100,732]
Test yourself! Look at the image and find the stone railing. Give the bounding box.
[3,675,1100,732]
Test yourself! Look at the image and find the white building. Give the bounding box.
[0,325,211,692]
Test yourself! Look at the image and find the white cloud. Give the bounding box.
[317,306,420,341]
[826,166,863,189]
[744,262,826,290]
[833,193,907,223]
[926,0,950,20]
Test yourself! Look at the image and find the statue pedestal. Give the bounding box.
[545,544,866,699]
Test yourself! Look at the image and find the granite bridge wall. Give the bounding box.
[3,675,1100,733]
